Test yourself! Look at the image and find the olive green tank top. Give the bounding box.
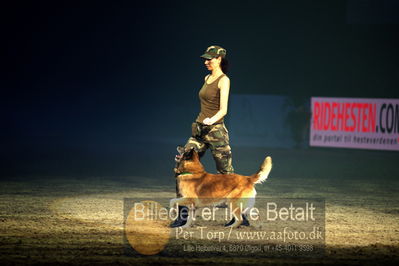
[196,74,226,124]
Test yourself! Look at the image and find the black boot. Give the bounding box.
[224,217,236,227]
[241,214,250,226]
[224,214,250,227]
[170,206,188,228]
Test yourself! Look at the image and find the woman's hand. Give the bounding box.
[203,117,213,125]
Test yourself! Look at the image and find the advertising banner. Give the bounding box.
[310,97,399,151]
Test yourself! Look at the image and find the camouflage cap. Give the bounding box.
[200,45,227,59]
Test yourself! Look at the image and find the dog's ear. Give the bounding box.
[192,150,200,161]
[183,147,195,160]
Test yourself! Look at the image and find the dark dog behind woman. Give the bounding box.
[171,45,235,228]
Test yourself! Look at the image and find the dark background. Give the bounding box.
[2,0,399,180]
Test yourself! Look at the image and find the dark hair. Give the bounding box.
[220,57,229,74]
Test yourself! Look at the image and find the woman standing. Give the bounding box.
[171,45,234,227]
[185,45,234,174]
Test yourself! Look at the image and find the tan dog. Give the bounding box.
[170,148,272,228]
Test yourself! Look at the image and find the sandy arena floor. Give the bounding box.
[0,174,398,265]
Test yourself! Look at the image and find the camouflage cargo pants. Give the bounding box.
[185,122,234,174]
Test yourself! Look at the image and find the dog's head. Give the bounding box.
[174,146,204,176]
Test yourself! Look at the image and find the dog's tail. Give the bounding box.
[252,156,272,184]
